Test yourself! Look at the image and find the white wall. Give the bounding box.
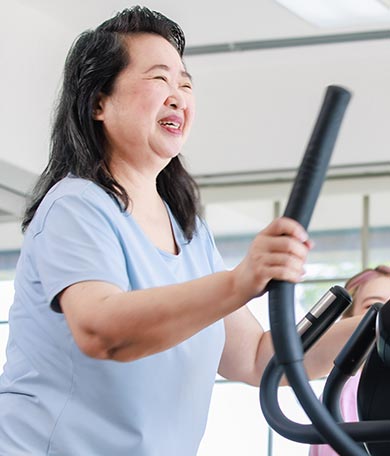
[1,2,72,174]
[2,2,390,177]
[184,39,390,175]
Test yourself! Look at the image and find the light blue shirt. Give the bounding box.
[0,176,226,456]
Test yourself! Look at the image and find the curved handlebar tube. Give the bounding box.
[260,303,390,447]
[260,357,390,445]
[262,85,372,455]
[322,303,381,421]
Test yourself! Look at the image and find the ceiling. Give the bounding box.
[2,0,390,246]
[14,0,390,45]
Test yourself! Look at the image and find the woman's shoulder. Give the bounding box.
[44,175,104,200]
[28,176,118,235]
[43,175,117,207]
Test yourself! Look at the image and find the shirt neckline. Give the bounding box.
[125,201,184,259]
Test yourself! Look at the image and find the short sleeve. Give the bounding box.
[198,218,226,273]
[33,193,129,312]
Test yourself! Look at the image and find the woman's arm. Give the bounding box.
[59,217,310,362]
[218,306,362,386]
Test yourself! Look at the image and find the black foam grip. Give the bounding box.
[283,85,351,229]
[269,85,352,365]
[265,86,371,456]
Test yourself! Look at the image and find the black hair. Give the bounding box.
[22,5,200,240]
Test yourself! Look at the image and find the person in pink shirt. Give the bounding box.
[309,265,390,456]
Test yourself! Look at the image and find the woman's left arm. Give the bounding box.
[218,307,362,386]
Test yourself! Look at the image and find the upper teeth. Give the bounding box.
[159,121,180,129]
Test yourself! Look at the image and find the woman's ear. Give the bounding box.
[92,93,107,120]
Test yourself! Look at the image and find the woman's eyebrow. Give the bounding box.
[143,64,192,81]
[362,295,389,304]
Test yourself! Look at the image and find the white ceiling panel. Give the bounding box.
[1,0,390,224]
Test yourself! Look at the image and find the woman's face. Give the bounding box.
[94,33,195,171]
[352,275,390,316]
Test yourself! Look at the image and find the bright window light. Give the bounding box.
[275,0,390,27]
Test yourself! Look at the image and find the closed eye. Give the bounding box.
[154,75,168,82]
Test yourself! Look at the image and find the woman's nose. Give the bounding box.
[165,91,186,110]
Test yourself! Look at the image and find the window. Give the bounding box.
[0,250,19,374]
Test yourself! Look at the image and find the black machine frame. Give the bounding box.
[259,85,390,456]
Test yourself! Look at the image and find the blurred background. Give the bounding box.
[1,1,390,454]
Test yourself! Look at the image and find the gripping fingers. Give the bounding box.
[238,217,312,297]
[270,235,310,260]
[262,253,307,283]
[263,217,309,244]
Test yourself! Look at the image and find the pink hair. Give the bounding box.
[343,265,390,317]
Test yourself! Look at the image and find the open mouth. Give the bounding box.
[158,120,181,130]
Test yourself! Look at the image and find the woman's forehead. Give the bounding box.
[358,276,390,300]
[123,33,184,67]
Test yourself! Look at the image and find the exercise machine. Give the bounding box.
[259,86,390,455]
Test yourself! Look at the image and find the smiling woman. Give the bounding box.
[93,34,195,173]
[0,5,362,456]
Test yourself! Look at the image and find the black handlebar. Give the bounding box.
[262,85,370,456]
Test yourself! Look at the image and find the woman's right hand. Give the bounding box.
[232,216,313,301]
